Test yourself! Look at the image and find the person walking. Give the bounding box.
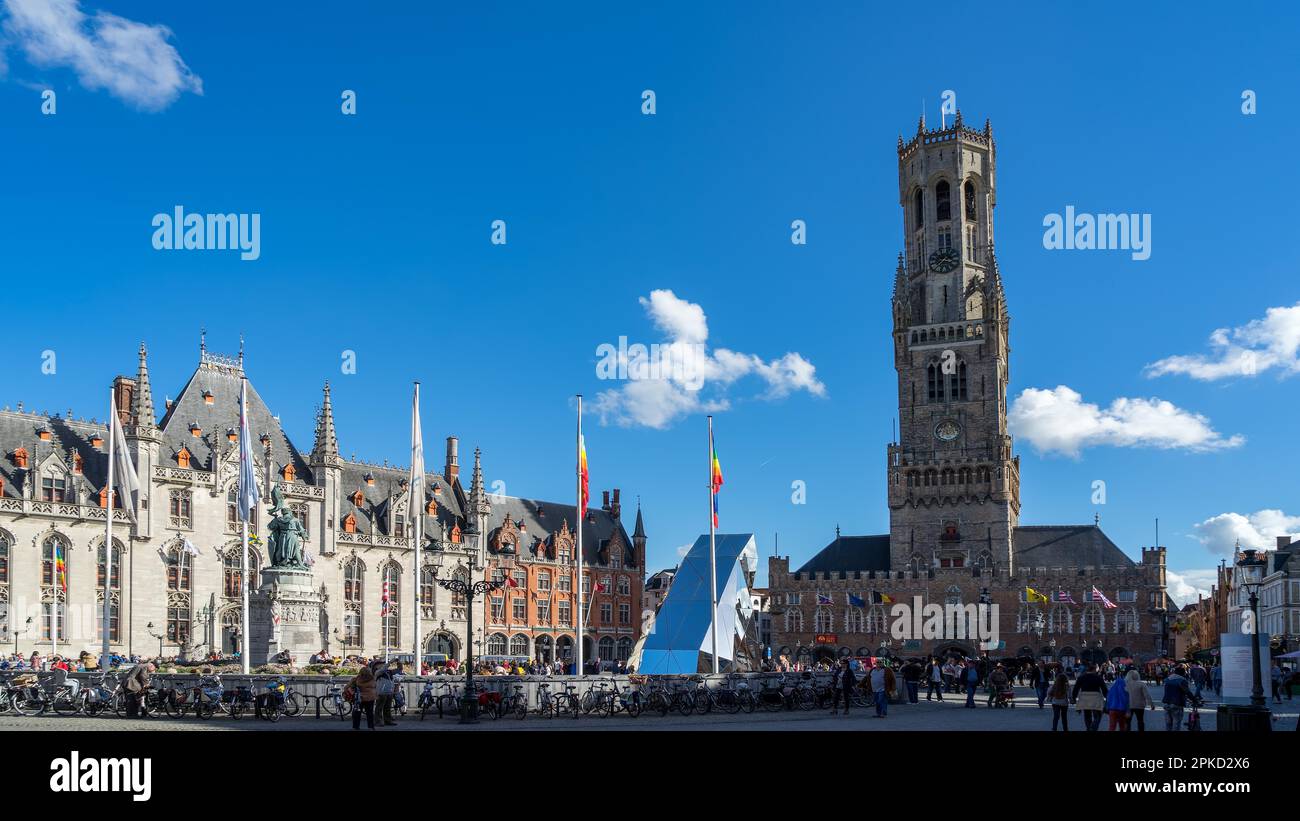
[925,657,944,701]
[1105,671,1131,730]
[1161,664,1194,731]
[869,662,894,718]
[962,660,980,708]
[1189,662,1206,701]
[1270,662,1284,704]
[349,666,378,730]
[1048,673,1070,731]
[1033,661,1051,708]
[1211,663,1222,697]
[831,658,856,715]
[1124,669,1153,731]
[902,658,922,704]
[1071,663,1108,731]
[987,663,1010,708]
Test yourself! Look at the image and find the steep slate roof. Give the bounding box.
[337,461,462,541]
[0,411,111,499]
[796,535,891,575]
[485,496,632,567]
[157,354,311,482]
[1012,525,1134,567]
[793,525,1135,574]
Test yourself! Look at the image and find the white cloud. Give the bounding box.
[1191,509,1300,555]
[2,0,201,111]
[1008,385,1244,457]
[1166,569,1216,608]
[1145,302,1300,381]
[593,289,825,429]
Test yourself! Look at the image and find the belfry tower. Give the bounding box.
[886,112,1020,572]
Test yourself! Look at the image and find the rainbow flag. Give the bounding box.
[710,434,724,528]
[578,434,589,515]
[55,542,67,592]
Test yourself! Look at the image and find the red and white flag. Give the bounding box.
[1091,586,1116,609]
[381,580,391,617]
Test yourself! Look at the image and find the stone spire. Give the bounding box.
[468,446,491,519]
[310,381,341,465]
[131,342,157,433]
[633,501,646,541]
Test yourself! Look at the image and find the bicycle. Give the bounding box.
[500,683,528,719]
[321,678,353,720]
[218,682,256,719]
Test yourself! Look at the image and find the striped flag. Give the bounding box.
[1053,590,1076,604]
[870,591,894,605]
[381,580,391,618]
[710,432,723,528]
[1091,586,1117,609]
[816,593,834,605]
[55,542,67,592]
[235,379,259,522]
[578,434,589,515]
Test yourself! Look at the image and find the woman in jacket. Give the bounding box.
[1071,663,1108,731]
[1048,673,1070,731]
[350,667,378,730]
[1105,673,1130,730]
[1124,669,1153,731]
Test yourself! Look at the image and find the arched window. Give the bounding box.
[227,486,258,534]
[510,634,530,658]
[927,362,945,402]
[785,609,803,632]
[344,558,363,603]
[382,564,401,648]
[343,611,361,646]
[975,550,992,570]
[616,575,630,595]
[487,633,508,656]
[1115,607,1139,634]
[1082,604,1105,634]
[945,586,963,606]
[598,636,615,662]
[42,535,68,588]
[617,636,633,662]
[950,361,968,400]
[935,180,951,222]
[223,548,260,598]
[97,540,122,590]
[844,607,864,633]
[169,489,192,528]
[1017,605,1042,633]
[964,180,977,220]
[814,607,834,633]
[0,532,9,623]
[907,553,925,573]
[420,565,436,606]
[1050,605,1072,634]
[166,544,192,592]
[913,188,924,229]
[867,605,888,633]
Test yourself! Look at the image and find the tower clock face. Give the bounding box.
[935,420,961,441]
[929,247,959,273]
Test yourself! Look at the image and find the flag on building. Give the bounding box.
[578,434,589,515]
[506,574,519,589]
[381,580,391,617]
[1053,590,1076,604]
[1025,586,1049,603]
[816,593,833,605]
[236,379,259,522]
[108,395,141,522]
[848,593,866,608]
[181,538,201,556]
[55,542,67,592]
[870,591,894,604]
[1091,586,1117,608]
[710,433,724,528]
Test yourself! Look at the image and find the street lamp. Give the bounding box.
[1218,549,1271,732]
[145,622,166,659]
[4,616,33,657]
[427,544,505,724]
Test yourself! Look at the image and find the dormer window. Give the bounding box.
[282,464,296,482]
[202,390,214,405]
[259,433,271,447]
[177,447,191,468]
[73,453,83,474]
[432,484,441,495]
[37,428,52,442]
[41,474,67,502]
[11,448,28,469]
[226,428,238,442]
[425,498,437,515]
[90,433,103,448]
[450,523,462,543]
[399,478,409,491]
[188,422,201,437]
[351,490,365,507]
[342,513,357,533]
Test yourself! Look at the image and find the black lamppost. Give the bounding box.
[1219,549,1271,732]
[145,621,164,659]
[4,616,33,657]
[428,547,505,724]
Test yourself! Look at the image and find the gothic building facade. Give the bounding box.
[767,114,1169,667]
[0,344,641,664]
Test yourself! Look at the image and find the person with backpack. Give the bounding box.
[1104,671,1131,730]
[373,661,398,725]
[348,666,377,730]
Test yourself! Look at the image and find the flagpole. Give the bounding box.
[240,377,251,676]
[103,390,116,667]
[411,381,422,673]
[708,415,718,675]
[575,394,583,677]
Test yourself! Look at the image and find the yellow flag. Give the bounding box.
[1026,586,1049,603]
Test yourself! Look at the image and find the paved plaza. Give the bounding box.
[2,686,1295,731]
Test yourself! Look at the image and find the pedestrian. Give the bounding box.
[987,663,1009,708]
[1033,661,1050,708]
[1124,669,1153,731]
[1104,671,1130,730]
[1270,662,1284,704]
[902,658,922,704]
[962,660,980,708]
[349,666,378,730]
[831,658,856,715]
[925,657,944,701]
[1071,663,1108,731]
[372,662,398,725]
[122,661,155,718]
[869,662,893,718]
[1048,673,1070,731]
[1211,663,1222,697]
[1189,662,1206,700]
[1161,664,1194,731]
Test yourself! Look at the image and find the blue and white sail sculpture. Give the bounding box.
[635,533,758,675]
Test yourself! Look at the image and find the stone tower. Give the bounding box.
[309,380,342,556]
[887,112,1020,572]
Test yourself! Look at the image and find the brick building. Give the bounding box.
[766,114,1168,668]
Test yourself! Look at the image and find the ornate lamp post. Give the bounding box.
[427,544,505,724]
[145,621,165,660]
[5,616,33,657]
[1217,549,1271,732]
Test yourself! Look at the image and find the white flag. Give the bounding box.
[108,395,141,523]
[409,382,424,541]
[182,537,201,556]
[236,379,259,521]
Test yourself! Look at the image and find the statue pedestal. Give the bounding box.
[249,567,324,667]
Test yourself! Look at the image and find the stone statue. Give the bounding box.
[266,486,308,568]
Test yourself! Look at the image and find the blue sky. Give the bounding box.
[2,1,1297,602]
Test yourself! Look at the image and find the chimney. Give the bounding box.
[611,488,622,519]
[602,490,610,510]
[445,436,459,481]
[1278,536,1293,550]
